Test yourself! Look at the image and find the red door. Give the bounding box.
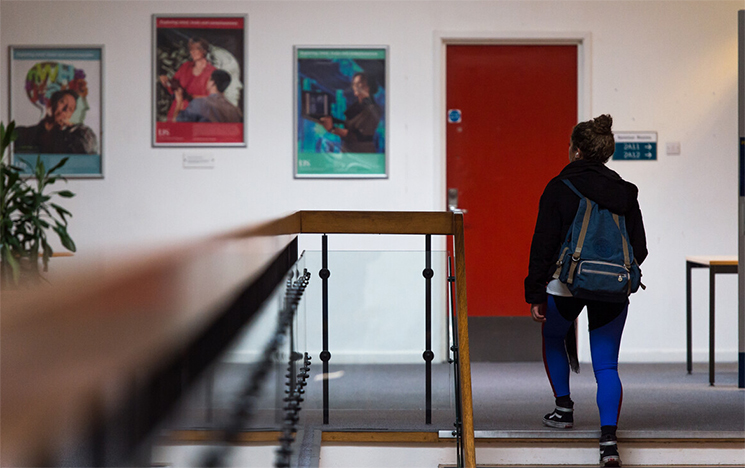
[447,45,577,317]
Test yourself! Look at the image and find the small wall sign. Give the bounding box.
[183,153,215,169]
[613,132,657,160]
[448,109,462,124]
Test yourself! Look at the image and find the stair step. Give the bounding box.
[440,429,745,441]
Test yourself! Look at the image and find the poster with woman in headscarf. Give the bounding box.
[153,15,246,146]
[295,47,388,178]
[10,46,103,177]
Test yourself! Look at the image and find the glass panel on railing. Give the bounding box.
[154,246,465,465]
[158,253,310,434]
[300,249,455,431]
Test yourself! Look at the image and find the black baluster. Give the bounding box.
[202,270,311,468]
[423,235,434,425]
[319,234,331,425]
[275,352,311,468]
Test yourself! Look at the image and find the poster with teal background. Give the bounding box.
[295,47,387,178]
[10,47,103,177]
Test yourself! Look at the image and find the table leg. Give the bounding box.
[686,261,693,374]
[709,267,716,386]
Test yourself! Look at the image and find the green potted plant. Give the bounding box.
[0,121,77,286]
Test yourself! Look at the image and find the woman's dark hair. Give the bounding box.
[353,72,379,96]
[570,114,615,163]
[188,37,210,56]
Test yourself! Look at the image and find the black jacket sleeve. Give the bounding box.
[524,183,565,304]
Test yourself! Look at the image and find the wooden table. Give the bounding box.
[685,256,738,385]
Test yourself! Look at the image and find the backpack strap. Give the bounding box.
[562,179,584,198]
[561,180,592,262]
[552,246,569,279]
[612,214,632,269]
[567,198,593,284]
[561,179,593,284]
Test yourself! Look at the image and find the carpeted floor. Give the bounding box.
[165,361,744,437]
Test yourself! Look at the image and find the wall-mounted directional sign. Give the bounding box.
[613,132,657,161]
[448,109,462,124]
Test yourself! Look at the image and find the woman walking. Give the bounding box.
[525,114,648,467]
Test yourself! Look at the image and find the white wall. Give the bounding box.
[1,0,741,363]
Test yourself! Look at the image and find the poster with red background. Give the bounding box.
[153,16,246,146]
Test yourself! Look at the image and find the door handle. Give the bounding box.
[447,188,467,213]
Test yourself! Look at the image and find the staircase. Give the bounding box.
[153,428,745,467]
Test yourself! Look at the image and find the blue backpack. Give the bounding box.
[553,179,644,302]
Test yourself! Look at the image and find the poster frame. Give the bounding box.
[8,45,105,179]
[293,45,389,179]
[151,13,247,148]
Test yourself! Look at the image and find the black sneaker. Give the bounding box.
[542,406,573,428]
[599,435,621,467]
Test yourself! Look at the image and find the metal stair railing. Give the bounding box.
[1,211,476,468]
[289,211,475,468]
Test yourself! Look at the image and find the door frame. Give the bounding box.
[434,31,593,359]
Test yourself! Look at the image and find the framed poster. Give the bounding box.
[295,47,388,178]
[9,46,103,177]
[153,15,246,146]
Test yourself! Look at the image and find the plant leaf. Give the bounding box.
[50,203,71,224]
[47,157,69,175]
[42,242,53,271]
[0,122,16,156]
[2,246,20,284]
[35,157,45,177]
[53,225,77,252]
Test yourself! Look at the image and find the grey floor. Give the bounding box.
[166,361,744,437]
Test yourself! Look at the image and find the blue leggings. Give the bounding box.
[542,295,628,426]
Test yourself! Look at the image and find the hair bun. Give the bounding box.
[592,114,613,135]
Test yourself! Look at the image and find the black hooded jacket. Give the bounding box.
[524,159,648,305]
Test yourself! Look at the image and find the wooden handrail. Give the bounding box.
[453,212,476,468]
[298,210,456,235]
[217,210,457,238]
[1,211,475,468]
